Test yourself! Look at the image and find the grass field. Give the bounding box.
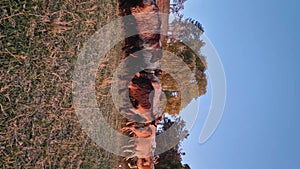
[0,0,128,168]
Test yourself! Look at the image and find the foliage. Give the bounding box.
[155,1,208,168]
[170,0,187,15]
[160,12,207,116]
[0,0,208,168]
[155,117,190,169]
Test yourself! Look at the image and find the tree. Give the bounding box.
[170,0,187,15]
[181,164,191,169]
[155,117,190,169]
[160,12,207,116]
[154,1,207,168]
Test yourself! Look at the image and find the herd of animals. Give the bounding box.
[118,0,164,168]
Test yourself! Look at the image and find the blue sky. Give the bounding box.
[180,0,300,168]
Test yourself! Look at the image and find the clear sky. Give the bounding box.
[179,0,300,168]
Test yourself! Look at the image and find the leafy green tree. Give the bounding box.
[154,1,207,168]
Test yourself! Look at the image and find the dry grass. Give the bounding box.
[0,0,126,168]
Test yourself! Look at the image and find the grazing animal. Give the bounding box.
[119,0,163,168]
[121,123,156,138]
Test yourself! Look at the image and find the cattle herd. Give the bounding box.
[118,0,164,168]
